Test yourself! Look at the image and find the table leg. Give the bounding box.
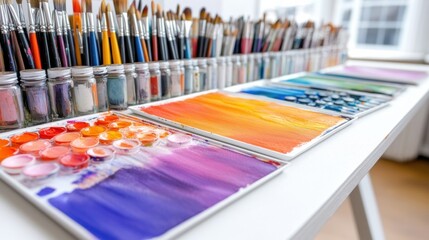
[350,174,385,240]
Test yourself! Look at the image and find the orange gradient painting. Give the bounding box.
[139,92,349,155]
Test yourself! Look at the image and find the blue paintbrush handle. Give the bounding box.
[89,31,99,66]
[134,36,144,62]
[184,38,191,59]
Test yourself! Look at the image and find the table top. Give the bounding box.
[1,61,428,240]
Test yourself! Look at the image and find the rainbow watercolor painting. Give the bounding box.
[132,91,353,160]
[0,113,284,239]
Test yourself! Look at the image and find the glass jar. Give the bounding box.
[20,69,51,125]
[183,59,193,94]
[94,66,109,112]
[169,60,183,97]
[207,58,218,90]
[225,56,233,87]
[149,62,161,101]
[47,67,74,120]
[197,58,207,91]
[124,63,137,106]
[231,55,241,85]
[192,60,200,93]
[246,54,255,82]
[71,66,98,115]
[216,56,226,89]
[180,60,185,95]
[270,52,281,79]
[135,62,150,104]
[0,72,25,130]
[261,52,271,79]
[254,53,263,80]
[159,61,171,99]
[107,64,127,110]
[239,54,248,84]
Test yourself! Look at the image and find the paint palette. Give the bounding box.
[131,91,354,160]
[272,73,405,96]
[0,112,286,239]
[226,80,391,117]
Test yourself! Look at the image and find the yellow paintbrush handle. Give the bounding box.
[109,31,122,64]
[102,31,111,65]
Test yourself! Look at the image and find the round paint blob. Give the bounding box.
[112,139,141,155]
[59,153,89,172]
[38,126,67,139]
[80,125,107,137]
[0,146,19,162]
[120,126,155,139]
[0,139,10,147]
[40,146,71,161]
[99,131,123,145]
[54,132,81,146]
[66,121,90,132]
[87,146,115,162]
[22,163,60,180]
[1,154,36,174]
[10,132,39,147]
[135,131,158,146]
[108,120,133,130]
[167,133,192,147]
[70,137,99,153]
[19,139,51,157]
[94,115,120,126]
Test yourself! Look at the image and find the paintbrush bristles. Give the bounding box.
[151,0,156,15]
[156,4,162,16]
[200,8,206,19]
[142,5,148,17]
[73,0,81,13]
[29,0,38,8]
[85,0,92,12]
[183,8,192,20]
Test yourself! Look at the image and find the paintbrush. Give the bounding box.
[10,21,26,71]
[240,17,252,54]
[191,18,198,58]
[233,17,243,54]
[150,0,158,61]
[136,7,149,62]
[107,3,121,64]
[99,0,110,65]
[121,0,134,63]
[204,15,214,57]
[175,6,184,59]
[0,0,17,72]
[137,0,142,13]
[60,0,76,66]
[72,0,82,65]
[156,4,168,61]
[6,0,35,69]
[197,8,206,58]
[80,0,90,66]
[141,5,152,61]
[27,0,41,69]
[0,43,4,71]
[165,11,178,60]
[36,3,50,69]
[85,0,99,66]
[113,0,125,63]
[41,0,61,67]
[215,17,223,57]
[96,14,102,63]
[129,4,144,62]
[182,7,192,59]
[15,0,28,42]
[53,0,68,67]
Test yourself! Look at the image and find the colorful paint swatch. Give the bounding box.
[139,92,348,156]
[280,75,403,96]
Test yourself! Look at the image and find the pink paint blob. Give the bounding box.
[22,163,60,180]
[1,154,36,174]
[167,133,192,147]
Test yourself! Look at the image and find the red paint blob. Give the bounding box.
[39,127,67,139]
[66,121,90,132]
[94,115,120,126]
[59,153,89,170]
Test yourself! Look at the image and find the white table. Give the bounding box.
[1,61,428,239]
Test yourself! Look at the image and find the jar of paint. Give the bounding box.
[169,60,183,97]
[159,61,171,99]
[135,62,150,104]
[216,57,226,89]
[183,59,193,94]
[0,72,25,130]
[192,60,200,92]
[94,66,109,112]
[261,52,271,79]
[197,58,207,91]
[180,60,185,94]
[47,67,74,120]
[124,63,137,106]
[269,52,281,79]
[20,69,51,125]
[80,125,107,137]
[149,62,161,101]
[71,66,98,116]
[246,54,255,82]
[107,64,127,110]
[0,139,10,147]
[254,53,263,80]
[94,114,119,126]
[112,139,141,155]
[231,55,241,85]
[207,58,218,90]
[225,56,233,87]
[19,139,51,157]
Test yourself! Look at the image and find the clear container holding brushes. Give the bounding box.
[159,61,171,99]
[231,55,241,85]
[107,64,127,110]
[180,61,185,95]
[197,59,208,91]
[225,56,233,87]
[216,57,227,89]
[239,55,248,84]
[184,59,194,94]
[192,60,200,93]
[149,62,161,101]
[261,52,271,79]
[270,52,281,79]
[170,60,183,98]
[135,63,151,104]
[124,64,137,106]
[20,69,51,125]
[94,66,109,112]
[246,54,255,82]
[47,68,74,120]
[254,53,263,80]
[71,66,98,116]
[207,58,218,90]
[0,72,25,130]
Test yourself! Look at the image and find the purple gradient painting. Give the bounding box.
[48,145,278,239]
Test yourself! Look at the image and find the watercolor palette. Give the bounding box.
[0,112,286,239]
[320,65,427,85]
[226,80,391,117]
[271,73,405,96]
[131,91,354,160]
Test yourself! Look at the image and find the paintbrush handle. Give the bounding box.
[72,30,82,66]
[29,32,42,69]
[102,31,111,65]
[151,35,158,61]
[97,31,102,63]
[109,32,121,64]
[124,35,134,63]
[168,39,179,60]
[89,31,99,66]
[37,31,51,69]
[63,33,72,67]
[145,38,152,62]
[134,36,144,62]
[81,32,90,66]
[56,34,68,67]
[141,38,149,62]
[184,38,191,59]
[16,31,35,69]
[11,31,25,71]
[118,36,126,63]
[0,33,17,72]
[177,36,184,59]
[48,31,61,67]
[197,36,204,58]
[205,39,212,58]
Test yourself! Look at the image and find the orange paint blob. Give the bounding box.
[136,132,158,146]
[119,142,134,148]
[99,131,123,145]
[0,146,19,162]
[66,121,90,132]
[19,139,51,156]
[80,125,107,137]
[10,132,39,147]
[40,146,70,161]
[94,115,120,126]
[0,139,10,147]
[108,120,132,130]
[70,137,99,153]
[54,132,81,146]
[38,127,67,139]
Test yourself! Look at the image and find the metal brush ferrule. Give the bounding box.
[157,17,165,37]
[53,10,62,35]
[165,21,174,40]
[143,18,150,38]
[86,12,94,32]
[152,15,157,35]
[7,5,24,33]
[116,14,124,36]
[198,20,206,37]
[81,13,88,33]
[97,18,101,33]
[122,13,130,36]
[107,11,116,33]
[63,11,71,30]
[131,14,139,37]
[101,14,108,32]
